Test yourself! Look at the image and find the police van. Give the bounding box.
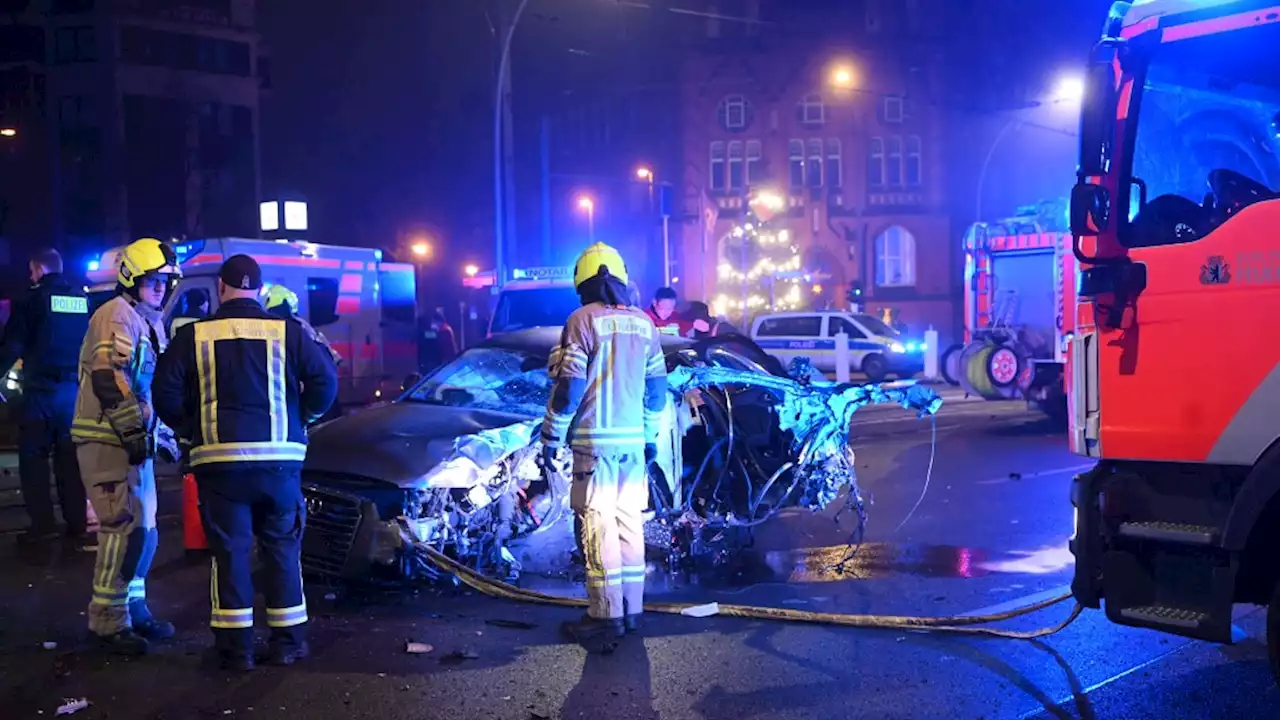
[474,265,644,337]
[749,311,925,382]
[87,238,418,408]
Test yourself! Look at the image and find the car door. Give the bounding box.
[754,315,824,371]
[828,315,875,372]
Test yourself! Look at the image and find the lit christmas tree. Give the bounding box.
[712,191,813,318]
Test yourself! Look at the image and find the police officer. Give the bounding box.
[153,254,338,671]
[0,249,90,545]
[71,238,182,656]
[262,284,342,368]
[541,242,669,650]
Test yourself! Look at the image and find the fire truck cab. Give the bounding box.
[1067,0,1280,677]
[87,237,419,408]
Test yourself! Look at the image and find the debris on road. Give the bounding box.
[55,698,89,716]
[405,642,434,654]
[681,602,720,618]
[486,619,537,630]
[441,648,481,663]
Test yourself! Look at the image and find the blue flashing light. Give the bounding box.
[374,249,383,262]
[87,259,100,272]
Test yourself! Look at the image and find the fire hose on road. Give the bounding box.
[414,541,1083,640]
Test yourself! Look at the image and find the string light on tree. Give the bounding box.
[713,189,814,318]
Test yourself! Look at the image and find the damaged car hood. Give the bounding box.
[304,402,534,488]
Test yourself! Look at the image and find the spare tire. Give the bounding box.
[987,346,1021,388]
[940,344,963,386]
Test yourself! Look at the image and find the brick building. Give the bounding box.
[0,0,265,271]
[673,0,958,340]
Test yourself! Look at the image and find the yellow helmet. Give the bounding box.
[573,242,629,288]
[118,237,181,288]
[263,284,299,314]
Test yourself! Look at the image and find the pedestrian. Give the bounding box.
[642,286,687,337]
[263,283,343,368]
[71,238,182,656]
[542,242,669,651]
[0,249,91,547]
[153,254,338,671]
[430,309,458,363]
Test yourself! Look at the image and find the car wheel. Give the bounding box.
[862,354,888,383]
[940,344,963,386]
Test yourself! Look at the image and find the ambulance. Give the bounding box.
[87,237,419,409]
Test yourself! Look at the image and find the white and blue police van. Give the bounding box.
[748,311,925,382]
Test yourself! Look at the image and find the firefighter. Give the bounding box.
[153,254,338,671]
[0,249,91,546]
[541,242,669,650]
[71,237,182,656]
[262,283,342,367]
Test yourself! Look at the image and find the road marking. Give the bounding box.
[961,584,1072,618]
[974,464,1093,486]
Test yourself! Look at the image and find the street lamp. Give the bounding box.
[576,195,596,243]
[974,72,1083,221]
[464,263,479,278]
[635,167,653,182]
[828,63,857,90]
[411,241,432,259]
[636,166,673,286]
[0,127,15,138]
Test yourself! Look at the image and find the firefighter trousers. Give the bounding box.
[77,443,159,636]
[197,466,308,656]
[571,450,647,620]
[19,383,86,534]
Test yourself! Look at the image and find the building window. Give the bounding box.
[709,141,726,191]
[886,136,903,186]
[54,26,95,63]
[874,226,917,288]
[867,137,885,187]
[905,135,922,187]
[727,140,745,190]
[717,94,750,131]
[745,140,763,186]
[825,139,843,189]
[883,96,905,124]
[798,94,825,125]
[806,139,823,187]
[788,139,804,189]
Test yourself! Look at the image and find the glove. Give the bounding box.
[644,443,658,465]
[156,428,180,465]
[541,444,559,470]
[121,431,153,467]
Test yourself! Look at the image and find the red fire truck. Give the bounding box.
[87,237,419,408]
[1066,0,1280,677]
[946,203,1075,421]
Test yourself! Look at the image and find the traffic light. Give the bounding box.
[845,283,863,304]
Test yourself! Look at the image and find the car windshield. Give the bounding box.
[404,347,552,416]
[1128,24,1280,227]
[491,287,580,333]
[854,314,897,337]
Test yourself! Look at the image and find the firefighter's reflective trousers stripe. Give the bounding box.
[570,450,647,620]
[197,467,308,654]
[77,443,159,636]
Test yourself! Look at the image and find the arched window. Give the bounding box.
[867,137,885,187]
[709,141,726,190]
[874,225,917,287]
[727,140,744,189]
[745,140,763,186]
[905,135,923,187]
[825,138,843,189]
[798,93,825,125]
[806,138,823,187]
[789,139,805,188]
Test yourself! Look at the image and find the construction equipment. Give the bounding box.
[87,238,418,409]
[944,202,1074,422]
[1066,0,1280,680]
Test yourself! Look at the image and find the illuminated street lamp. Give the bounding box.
[411,240,432,259]
[464,263,479,278]
[0,127,15,138]
[828,63,857,90]
[576,195,596,243]
[635,166,653,182]
[635,165,673,286]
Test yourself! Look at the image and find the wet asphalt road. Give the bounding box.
[2,399,1279,719]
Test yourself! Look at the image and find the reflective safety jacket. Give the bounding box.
[152,298,339,470]
[71,294,167,448]
[542,302,669,456]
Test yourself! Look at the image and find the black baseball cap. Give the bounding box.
[219,254,263,291]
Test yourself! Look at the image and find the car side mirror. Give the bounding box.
[1071,182,1110,237]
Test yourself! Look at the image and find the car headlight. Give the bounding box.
[890,342,906,353]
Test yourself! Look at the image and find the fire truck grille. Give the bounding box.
[301,484,363,578]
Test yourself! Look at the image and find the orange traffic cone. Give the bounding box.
[183,473,208,551]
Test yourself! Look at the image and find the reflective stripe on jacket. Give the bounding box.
[72,295,165,447]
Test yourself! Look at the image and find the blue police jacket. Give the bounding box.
[0,273,90,390]
[153,297,339,470]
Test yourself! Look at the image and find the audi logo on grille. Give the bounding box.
[306,496,326,515]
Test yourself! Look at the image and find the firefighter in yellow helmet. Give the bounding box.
[541,242,669,651]
[262,284,342,368]
[71,237,182,656]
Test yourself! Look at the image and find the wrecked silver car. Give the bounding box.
[299,328,941,582]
